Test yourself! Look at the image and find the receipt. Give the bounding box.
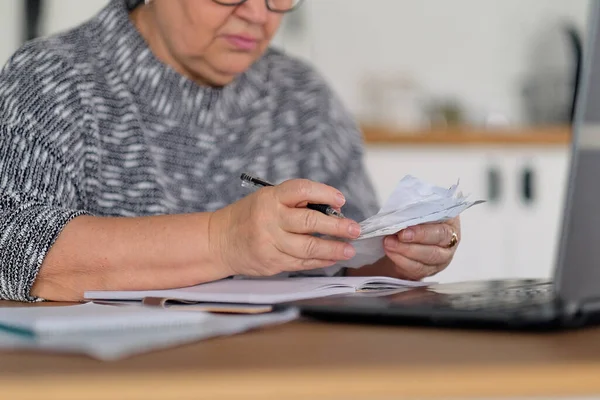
[337,175,484,269]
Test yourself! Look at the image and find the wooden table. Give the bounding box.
[2,300,600,400]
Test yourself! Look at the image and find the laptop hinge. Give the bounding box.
[580,297,600,313]
[560,297,600,319]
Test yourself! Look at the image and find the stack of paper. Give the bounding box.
[339,175,484,269]
[0,303,297,360]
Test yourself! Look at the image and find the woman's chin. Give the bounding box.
[209,67,255,85]
[186,56,260,86]
[214,53,262,73]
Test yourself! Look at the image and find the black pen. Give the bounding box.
[240,173,345,218]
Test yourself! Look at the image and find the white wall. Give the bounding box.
[0,0,592,124]
[0,0,108,66]
[41,0,108,35]
[0,0,23,66]
[302,0,591,125]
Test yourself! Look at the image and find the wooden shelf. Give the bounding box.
[361,125,572,146]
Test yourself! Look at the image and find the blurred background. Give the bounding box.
[0,0,592,284]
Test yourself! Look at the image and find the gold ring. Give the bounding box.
[447,232,458,248]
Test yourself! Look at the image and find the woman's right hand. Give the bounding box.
[209,179,361,277]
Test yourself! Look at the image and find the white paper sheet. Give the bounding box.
[0,303,298,361]
[0,302,211,335]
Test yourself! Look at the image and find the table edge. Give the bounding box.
[3,363,600,400]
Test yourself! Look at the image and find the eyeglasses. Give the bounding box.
[212,0,304,13]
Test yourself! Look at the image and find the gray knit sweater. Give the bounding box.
[0,0,379,302]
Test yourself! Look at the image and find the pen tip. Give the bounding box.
[332,209,345,218]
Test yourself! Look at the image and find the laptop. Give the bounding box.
[283,1,600,331]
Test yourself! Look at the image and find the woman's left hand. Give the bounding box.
[348,216,461,280]
[383,216,460,279]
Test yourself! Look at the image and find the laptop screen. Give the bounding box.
[556,0,600,307]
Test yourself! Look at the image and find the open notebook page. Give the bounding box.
[85,276,429,305]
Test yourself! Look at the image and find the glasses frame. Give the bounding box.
[212,0,304,13]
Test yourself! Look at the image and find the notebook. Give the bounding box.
[0,302,210,337]
[93,298,274,314]
[84,276,429,305]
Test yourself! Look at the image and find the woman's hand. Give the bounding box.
[348,217,461,280]
[209,179,361,277]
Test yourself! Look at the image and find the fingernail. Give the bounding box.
[336,192,346,206]
[384,236,398,249]
[348,223,361,237]
[344,245,356,258]
[402,229,414,242]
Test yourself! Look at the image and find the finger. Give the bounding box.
[446,216,462,238]
[275,179,346,209]
[277,232,356,262]
[384,237,453,266]
[281,208,361,239]
[245,253,338,276]
[284,257,339,272]
[398,222,457,246]
[384,250,442,280]
[271,242,344,272]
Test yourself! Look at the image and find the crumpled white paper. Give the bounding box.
[338,175,484,269]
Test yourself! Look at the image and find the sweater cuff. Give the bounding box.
[0,204,88,302]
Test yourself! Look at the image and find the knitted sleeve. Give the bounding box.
[0,44,90,301]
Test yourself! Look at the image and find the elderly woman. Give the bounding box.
[0,0,460,302]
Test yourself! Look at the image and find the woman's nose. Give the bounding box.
[235,0,269,25]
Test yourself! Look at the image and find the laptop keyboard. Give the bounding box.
[441,283,555,312]
[390,281,556,313]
